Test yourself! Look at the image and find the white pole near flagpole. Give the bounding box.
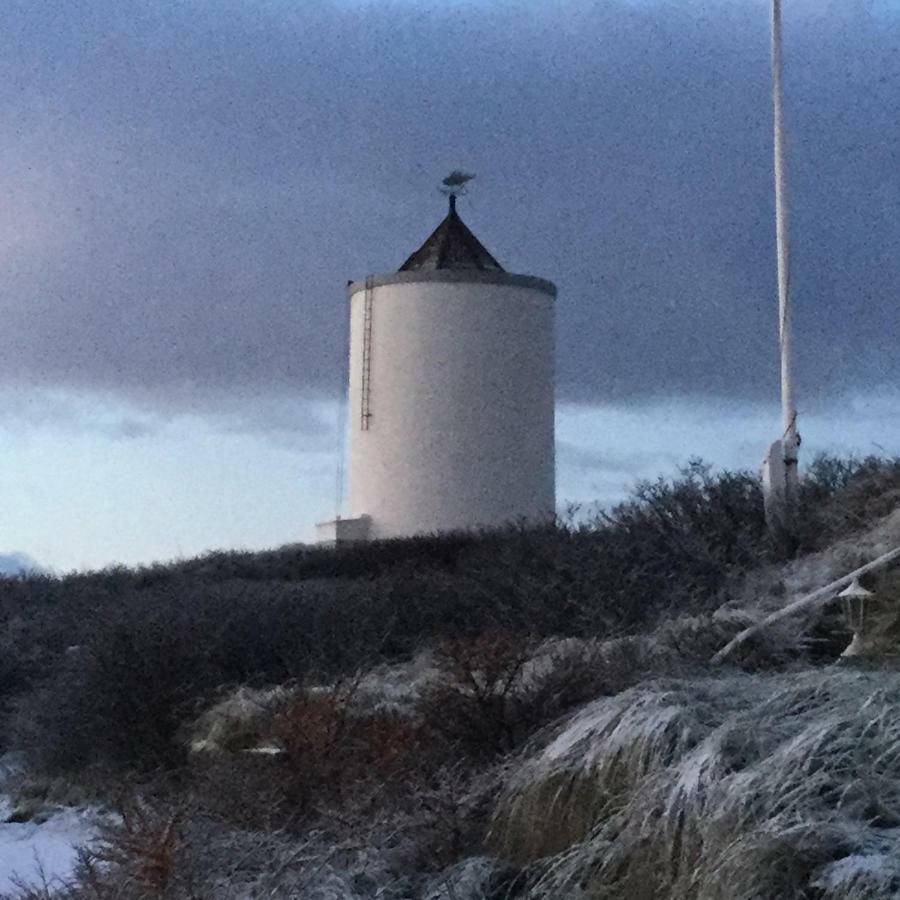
[764,0,799,542]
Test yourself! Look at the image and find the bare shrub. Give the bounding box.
[90,797,189,896]
[797,453,900,551]
[420,631,540,758]
[272,681,422,815]
[420,605,797,768]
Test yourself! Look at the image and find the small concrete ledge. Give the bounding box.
[315,515,372,546]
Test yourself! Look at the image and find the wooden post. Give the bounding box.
[711,544,900,664]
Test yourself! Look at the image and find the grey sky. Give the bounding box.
[2,0,897,415]
[2,0,899,570]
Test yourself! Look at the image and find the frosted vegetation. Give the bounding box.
[492,671,900,898]
[2,455,900,898]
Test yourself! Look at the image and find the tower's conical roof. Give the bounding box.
[398,195,504,273]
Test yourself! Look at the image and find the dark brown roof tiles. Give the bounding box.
[398,195,504,273]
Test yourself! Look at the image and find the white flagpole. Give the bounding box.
[764,0,799,540]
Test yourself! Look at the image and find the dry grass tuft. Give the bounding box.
[489,676,768,866]
[187,685,295,754]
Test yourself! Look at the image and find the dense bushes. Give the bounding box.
[15,606,220,773]
[797,453,900,551]
[2,456,894,782]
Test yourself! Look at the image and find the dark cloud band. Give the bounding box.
[0,0,897,413]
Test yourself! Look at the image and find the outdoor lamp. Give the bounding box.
[838,577,873,658]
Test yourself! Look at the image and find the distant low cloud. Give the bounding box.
[555,387,900,511]
[0,0,897,419]
[0,552,44,576]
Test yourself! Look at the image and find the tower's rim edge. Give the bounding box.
[348,270,557,298]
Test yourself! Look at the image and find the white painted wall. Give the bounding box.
[346,272,555,539]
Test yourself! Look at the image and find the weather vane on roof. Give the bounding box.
[439,170,476,197]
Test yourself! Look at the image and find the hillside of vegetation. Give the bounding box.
[2,455,900,899]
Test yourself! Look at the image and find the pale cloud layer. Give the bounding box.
[558,387,900,515]
[0,389,338,571]
[4,387,900,572]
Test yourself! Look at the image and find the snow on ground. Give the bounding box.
[0,795,98,895]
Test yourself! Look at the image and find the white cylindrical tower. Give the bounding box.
[341,196,556,540]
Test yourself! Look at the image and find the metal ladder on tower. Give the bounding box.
[360,275,374,430]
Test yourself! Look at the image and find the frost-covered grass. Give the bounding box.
[492,669,900,899]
